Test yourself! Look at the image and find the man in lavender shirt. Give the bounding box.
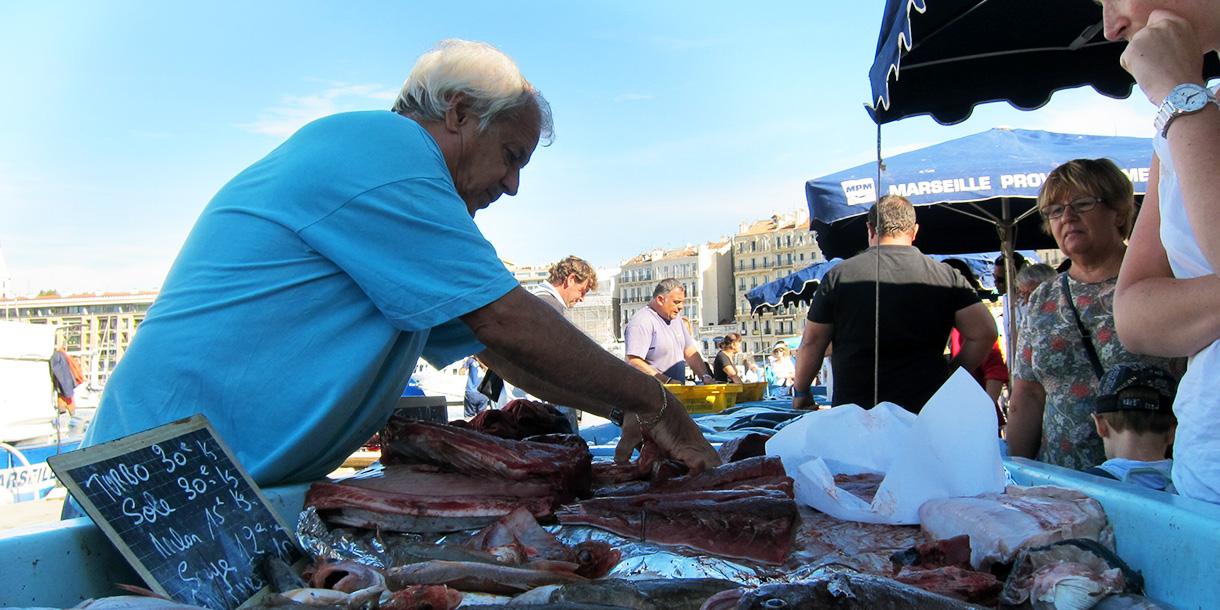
[624,278,715,385]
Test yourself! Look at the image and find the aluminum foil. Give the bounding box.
[297,506,399,568]
[299,500,922,590]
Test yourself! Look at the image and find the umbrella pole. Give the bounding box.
[873,121,882,408]
[1000,198,1018,369]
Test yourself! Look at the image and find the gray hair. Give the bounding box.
[652,278,686,299]
[866,195,917,236]
[1016,263,1057,290]
[393,39,554,145]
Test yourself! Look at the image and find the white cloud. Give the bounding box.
[236,82,399,138]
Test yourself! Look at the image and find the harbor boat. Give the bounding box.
[0,320,91,503]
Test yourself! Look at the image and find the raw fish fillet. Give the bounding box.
[306,473,554,533]
[380,420,591,498]
[556,488,798,565]
[596,455,791,497]
[919,486,1112,569]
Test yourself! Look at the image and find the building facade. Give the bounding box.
[1,292,158,388]
[617,242,733,339]
[731,211,825,358]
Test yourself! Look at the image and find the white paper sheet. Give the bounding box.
[766,368,1007,524]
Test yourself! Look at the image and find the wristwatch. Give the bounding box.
[609,407,624,426]
[1154,83,1217,137]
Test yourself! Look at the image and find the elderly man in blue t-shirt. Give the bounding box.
[81,39,718,487]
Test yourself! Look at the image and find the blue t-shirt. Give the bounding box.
[83,111,518,485]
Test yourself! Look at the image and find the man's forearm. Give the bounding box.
[794,320,831,391]
[627,356,675,383]
[950,338,991,373]
[479,348,615,418]
[685,350,711,378]
[464,288,659,416]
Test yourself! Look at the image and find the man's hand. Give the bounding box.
[647,395,721,473]
[613,415,642,464]
[613,390,720,473]
[792,395,816,410]
[1120,10,1205,105]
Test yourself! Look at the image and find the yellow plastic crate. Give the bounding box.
[737,381,767,402]
[664,383,743,413]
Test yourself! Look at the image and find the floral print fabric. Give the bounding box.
[1013,273,1178,470]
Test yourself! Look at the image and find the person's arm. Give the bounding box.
[722,363,743,385]
[626,355,677,384]
[683,345,714,383]
[463,288,719,471]
[1115,156,1220,357]
[792,320,832,410]
[1005,378,1046,459]
[479,349,616,414]
[949,302,998,372]
[1121,11,1220,272]
[983,379,1004,405]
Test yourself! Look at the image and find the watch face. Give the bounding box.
[1169,84,1212,112]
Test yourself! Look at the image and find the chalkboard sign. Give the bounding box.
[49,415,301,610]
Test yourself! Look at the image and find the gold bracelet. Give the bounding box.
[635,380,668,428]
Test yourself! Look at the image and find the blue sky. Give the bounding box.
[0,1,1159,295]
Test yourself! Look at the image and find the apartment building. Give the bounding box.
[1,292,157,387]
[618,242,733,338]
[731,211,825,357]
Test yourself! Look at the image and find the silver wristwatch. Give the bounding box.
[1154,83,1217,137]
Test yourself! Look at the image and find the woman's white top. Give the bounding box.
[1154,125,1220,504]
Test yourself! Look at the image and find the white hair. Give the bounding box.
[393,39,553,144]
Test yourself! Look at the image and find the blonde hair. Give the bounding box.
[1037,158,1135,237]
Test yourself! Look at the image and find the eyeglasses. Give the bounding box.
[1041,197,1101,220]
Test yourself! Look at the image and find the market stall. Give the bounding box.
[4,382,1215,608]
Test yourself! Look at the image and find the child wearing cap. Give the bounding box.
[1085,364,1178,493]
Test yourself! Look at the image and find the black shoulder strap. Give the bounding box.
[1060,274,1105,380]
[1084,466,1119,480]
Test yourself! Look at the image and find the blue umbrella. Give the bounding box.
[806,128,1152,259]
[745,258,842,314]
[869,0,1220,125]
[745,250,1036,314]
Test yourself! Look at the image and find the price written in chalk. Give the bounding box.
[51,415,301,610]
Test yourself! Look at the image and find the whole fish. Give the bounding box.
[511,578,740,610]
[386,559,586,595]
[700,572,984,610]
[305,559,386,594]
[71,598,208,610]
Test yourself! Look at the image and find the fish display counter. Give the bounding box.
[1007,457,1220,610]
[3,402,1218,609]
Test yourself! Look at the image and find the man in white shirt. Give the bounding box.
[524,256,597,430]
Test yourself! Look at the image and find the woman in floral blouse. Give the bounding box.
[1007,159,1180,470]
